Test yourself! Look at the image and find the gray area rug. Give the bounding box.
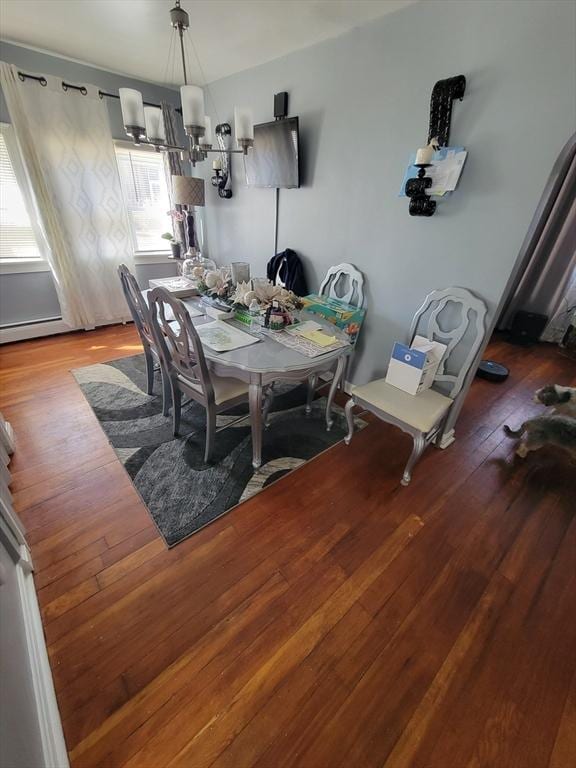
[72,354,365,546]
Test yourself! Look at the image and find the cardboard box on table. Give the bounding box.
[300,294,366,344]
[385,335,448,396]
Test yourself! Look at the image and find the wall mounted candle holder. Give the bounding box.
[211,123,233,199]
[405,74,466,217]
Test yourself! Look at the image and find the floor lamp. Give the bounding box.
[172,175,205,258]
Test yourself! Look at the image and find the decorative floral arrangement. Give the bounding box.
[231,279,303,312]
[194,268,303,314]
[167,209,185,222]
[196,268,234,301]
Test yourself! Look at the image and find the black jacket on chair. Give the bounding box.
[266,249,309,296]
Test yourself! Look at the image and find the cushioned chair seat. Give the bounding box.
[351,378,453,433]
[178,372,248,406]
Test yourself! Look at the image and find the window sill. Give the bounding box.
[0,260,50,275]
[133,251,177,265]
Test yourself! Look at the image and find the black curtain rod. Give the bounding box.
[17,70,181,113]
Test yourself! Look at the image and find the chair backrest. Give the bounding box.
[118,264,155,347]
[147,287,214,402]
[409,286,488,399]
[319,263,365,308]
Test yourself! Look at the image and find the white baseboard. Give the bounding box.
[16,546,69,768]
[0,320,71,345]
[0,316,132,345]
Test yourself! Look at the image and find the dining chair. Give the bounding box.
[344,287,487,485]
[118,264,170,416]
[148,287,250,462]
[307,262,365,408]
[319,262,365,308]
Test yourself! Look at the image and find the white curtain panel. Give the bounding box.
[0,63,133,329]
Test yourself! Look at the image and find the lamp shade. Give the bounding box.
[119,88,145,129]
[234,107,254,142]
[200,115,212,145]
[172,175,205,207]
[180,85,205,128]
[144,106,166,142]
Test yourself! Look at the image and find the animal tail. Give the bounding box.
[503,423,526,438]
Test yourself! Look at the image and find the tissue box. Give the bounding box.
[300,294,366,343]
[385,335,447,395]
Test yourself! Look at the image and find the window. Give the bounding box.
[115,144,171,253]
[0,126,42,263]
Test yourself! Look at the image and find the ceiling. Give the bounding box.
[0,0,416,87]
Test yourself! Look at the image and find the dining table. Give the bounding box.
[175,297,353,470]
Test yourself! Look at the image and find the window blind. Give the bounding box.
[115,146,171,253]
[0,131,42,262]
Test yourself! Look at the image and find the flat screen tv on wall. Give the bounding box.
[245,117,300,189]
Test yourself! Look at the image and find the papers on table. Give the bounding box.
[286,320,323,335]
[195,320,260,353]
[298,330,338,347]
[286,320,337,346]
[279,318,348,356]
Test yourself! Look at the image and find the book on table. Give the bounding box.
[148,277,199,298]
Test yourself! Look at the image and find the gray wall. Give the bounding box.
[198,0,576,385]
[0,42,181,327]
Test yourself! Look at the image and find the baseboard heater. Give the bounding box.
[0,315,63,329]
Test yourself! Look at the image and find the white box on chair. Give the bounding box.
[385,335,447,396]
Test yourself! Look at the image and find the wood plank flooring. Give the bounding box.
[1,326,575,768]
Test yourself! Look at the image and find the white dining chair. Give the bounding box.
[344,287,487,485]
[319,262,365,308]
[306,262,365,408]
[148,287,250,462]
[118,264,170,416]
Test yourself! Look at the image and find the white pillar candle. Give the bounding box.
[212,158,222,171]
[234,106,254,142]
[415,145,434,165]
[200,116,212,145]
[144,106,166,142]
[180,85,205,128]
[119,88,145,129]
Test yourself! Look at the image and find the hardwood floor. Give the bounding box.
[1,326,575,768]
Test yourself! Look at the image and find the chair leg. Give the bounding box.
[306,374,318,415]
[204,405,216,463]
[401,433,427,486]
[161,366,171,417]
[172,385,182,437]
[262,386,274,429]
[344,397,355,445]
[144,346,154,395]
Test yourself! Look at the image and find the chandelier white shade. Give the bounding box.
[118,1,253,164]
[144,106,166,142]
[200,115,212,146]
[180,84,205,129]
[119,88,145,130]
[234,107,254,142]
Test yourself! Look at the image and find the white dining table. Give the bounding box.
[178,297,352,469]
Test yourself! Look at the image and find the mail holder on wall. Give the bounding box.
[405,75,466,217]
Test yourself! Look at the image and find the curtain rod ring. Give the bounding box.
[62,81,88,95]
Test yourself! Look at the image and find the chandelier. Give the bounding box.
[117,0,254,166]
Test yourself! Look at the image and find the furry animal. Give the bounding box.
[533,384,576,418]
[504,415,576,459]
